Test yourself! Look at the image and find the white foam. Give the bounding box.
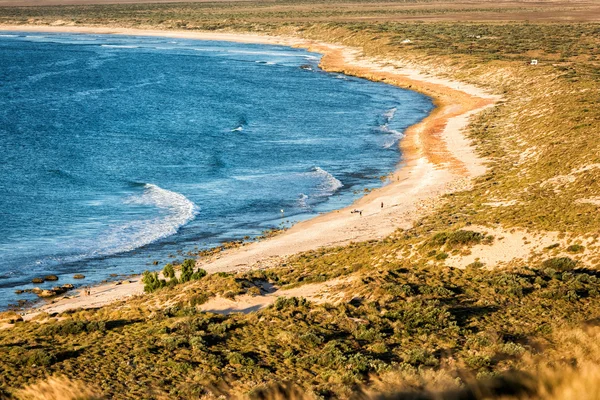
[298,193,310,209]
[383,107,397,121]
[0,34,17,38]
[379,107,404,148]
[380,124,404,149]
[224,50,300,57]
[101,44,139,49]
[311,167,343,197]
[94,184,199,256]
[192,48,299,58]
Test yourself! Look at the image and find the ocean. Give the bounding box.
[0,32,433,308]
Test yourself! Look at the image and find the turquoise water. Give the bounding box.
[0,32,433,308]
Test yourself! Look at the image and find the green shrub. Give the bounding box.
[179,259,205,283]
[541,257,578,272]
[189,335,205,350]
[274,296,310,310]
[163,263,175,278]
[464,354,491,370]
[405,349,439,367]
[180,259,195,283]
[428,230,483,248]
[25,350,55,367]
[188,292,208,307]
[167,277,179,287]
[192,268,207,280]
[466,261,485,269]
[566,244,585,253]
[446,230,484,248]
[41,320,106,336]
[142,271,166,293]
[429,232,449,246]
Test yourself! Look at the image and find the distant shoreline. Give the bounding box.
[0,25,499,318]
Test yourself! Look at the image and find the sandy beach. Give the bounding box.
[0,25,499,319]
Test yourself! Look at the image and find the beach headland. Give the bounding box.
[0,25,499,319]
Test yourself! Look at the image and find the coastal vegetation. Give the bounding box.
[1,0,600,398]
[3,234,600,398]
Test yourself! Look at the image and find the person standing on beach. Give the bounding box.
[381,202,384,208]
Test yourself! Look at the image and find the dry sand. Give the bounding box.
[200,277,353,315]
[0,26,499,319]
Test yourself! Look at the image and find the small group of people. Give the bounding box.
[351,202,384,217]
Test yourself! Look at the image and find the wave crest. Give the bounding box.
[83,184,198,258]
[378,107,404,149]
[310,166,343,197]
[383,107,397,122]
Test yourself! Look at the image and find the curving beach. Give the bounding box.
[0,25,498,319]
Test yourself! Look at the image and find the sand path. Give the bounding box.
[0,26,499,319]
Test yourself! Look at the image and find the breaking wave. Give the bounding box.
[100,183,199,254]
[27,184,199,270]
[378,107,404,149]
[231,115,248,132]
[309,166,343,197]
[383,107,397,122]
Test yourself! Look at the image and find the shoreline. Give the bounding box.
[0,25,499,319]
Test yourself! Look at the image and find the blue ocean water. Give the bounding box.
[0,32,433,308]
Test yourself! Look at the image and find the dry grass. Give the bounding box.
[1,0,599,22]
[15,377,103,400]
[14,326,600,399]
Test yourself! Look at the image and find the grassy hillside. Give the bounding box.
[1,1,600,398]
[2,234,600,398]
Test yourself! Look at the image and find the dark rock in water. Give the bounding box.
[52,286,67,295]
[73,274,85,279]
[38,289,56,298]
[31,277,44,284]
[62,284,75,290]
[44,275,59,281]
[14,290,24,295]
[300,64,313,71]
[31,287,43,294]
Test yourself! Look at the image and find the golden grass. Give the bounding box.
[14,326,600,399]
[15,377,103,400]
